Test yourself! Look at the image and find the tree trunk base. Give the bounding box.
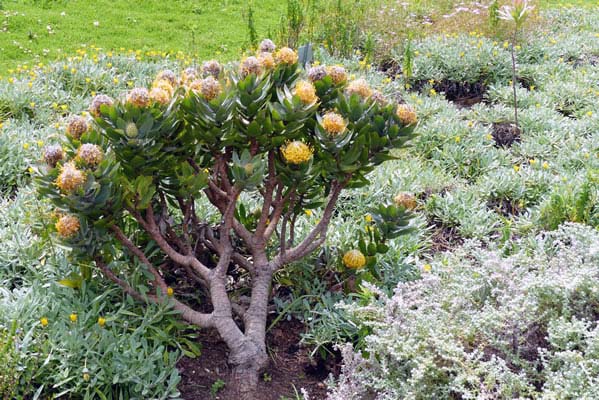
[227,347,269,400]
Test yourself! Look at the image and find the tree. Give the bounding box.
[36,42,417,398]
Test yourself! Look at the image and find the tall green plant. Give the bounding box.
[499,0,534,130]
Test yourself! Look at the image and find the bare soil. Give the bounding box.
[491,121,521,147]
[177,319,335,400]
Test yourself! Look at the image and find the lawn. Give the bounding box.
[0,0,597,73]
[0,0,283,72]
[2,0,599,399]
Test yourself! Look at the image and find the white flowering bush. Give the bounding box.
[328,223,599,399]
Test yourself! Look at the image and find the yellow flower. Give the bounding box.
[304,209,313,217]
[513,165,520,172]
[126,87,151,108]
[342,249,367,269]
[322,112,347,135]
[150,87,171,105]
[199,76,222,101]
[240,56,263,77]
[542,161,549,169]
[294,80,318,104]
[393,192,417,210]
[274,47,298,65]
[40,317,48,327]
[429,88,437,96]
[280,141,313,165]
[455,136,461,143]
[346,78,373,98]
[327,66,347,85]
[89,94,113,117]
[70,313,78,322]
[365,214,373,223]
[23,143,30,150]
[55,214,80,238]
[257,52,275,70]
[423,264,432,273]
[155,69,177,87]
[166,287,174,297]
[152,79,174,96]
[586,111,593,117]
[55,162,86,193]
[77,143,103,167]
[98,316,106,327]
[396,104,418,126]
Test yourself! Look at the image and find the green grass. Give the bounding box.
[2,0,598,75]
[0,0,283,73]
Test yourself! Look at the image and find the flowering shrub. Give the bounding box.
[327,223,599,399]
[34,40,416,397]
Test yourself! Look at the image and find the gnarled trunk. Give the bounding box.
[228,339,269,399]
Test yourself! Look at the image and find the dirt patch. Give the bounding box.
[413,79,487,108]
[177,319,334,400]
[491,122,521,147]
[487,198,522,217]
[428,221,464,254]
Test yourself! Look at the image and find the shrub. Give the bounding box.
[34,43,417,397]
[327,223,599,399]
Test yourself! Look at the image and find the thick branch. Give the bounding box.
[275,181,345,268]
[128,206,213,282]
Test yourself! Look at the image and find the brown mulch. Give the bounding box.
[491,121,521,147]
[177,319,335,400]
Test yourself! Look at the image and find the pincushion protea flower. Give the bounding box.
[327,66,347,85]
[346,78,373,99]
[281,141,313,165]
[274,47,298,65]
[155,69,177,87]
[257,52,275,70]
[308,65,327,82]
[200,76,221,101]
[55,214,80,238]
[126,87,151,108]
[43,144,64,167]
[152,79,174,96]
[77,143,103,167]
[393,192,417,210]
[150,87,171,105]
[66,116,89,139]
[343,249,366,269]
[322,112,347,135]
[55,162,86,193]
[294,80,318,104]
[89,94,113,117]
[181,67,198,84]
[396,104,418,126]
[202,60,222,78]
[259,38,276,53]
[371,90,388,106]
[188,79,203,95]
[240,56,262,77]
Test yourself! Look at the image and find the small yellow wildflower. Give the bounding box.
[365,214,373,223]
[166,287,174,297]
[70,313,78,323]
[423,264,432,273]
[513,165,520,172]
[40,317,48,327]
[98,316,106,327]
[542,161,549,169]
[23,143,29,150]
[304,209,313,217]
